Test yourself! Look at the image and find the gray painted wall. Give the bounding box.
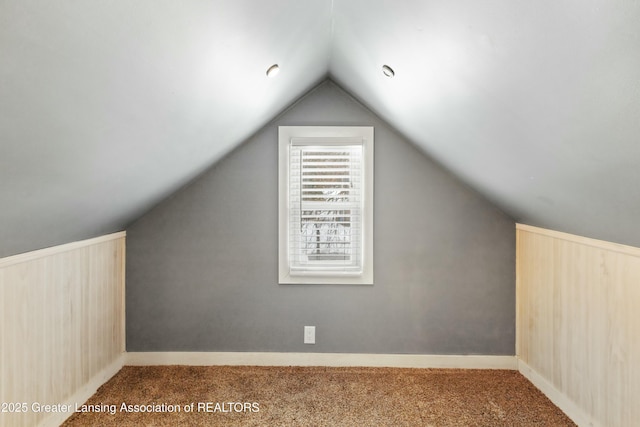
[126,81,516,355]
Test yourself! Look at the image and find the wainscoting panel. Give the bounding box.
[0,232,126,427]
[516,224,640,427]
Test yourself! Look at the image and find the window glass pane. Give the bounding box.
[290,145,362,272]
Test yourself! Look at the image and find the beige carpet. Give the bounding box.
[62,366,575,426]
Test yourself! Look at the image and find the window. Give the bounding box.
[279,126,373,285]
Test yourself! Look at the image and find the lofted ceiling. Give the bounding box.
[1,0,640,257]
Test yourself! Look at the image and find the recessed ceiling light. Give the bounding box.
[266,64,280,77]
[382,65,395,78]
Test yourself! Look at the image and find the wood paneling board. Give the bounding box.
[516,224,639,427]
[0,233,125,427]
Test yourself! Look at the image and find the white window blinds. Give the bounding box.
[288,138,364,275]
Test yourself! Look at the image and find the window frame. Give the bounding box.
[278,126,374,285]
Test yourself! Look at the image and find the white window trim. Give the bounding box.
[279,126,374,285]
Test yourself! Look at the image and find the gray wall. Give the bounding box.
[126,81,516,355]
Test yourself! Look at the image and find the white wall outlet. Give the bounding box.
[304,326,316,344]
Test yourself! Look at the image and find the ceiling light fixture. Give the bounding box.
[266,64,280,77]
[382,65,395,78]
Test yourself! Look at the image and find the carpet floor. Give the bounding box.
[62,366,576,426]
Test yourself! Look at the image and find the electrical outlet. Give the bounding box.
[304,326,315,344]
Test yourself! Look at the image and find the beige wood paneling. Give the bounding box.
[0,233,125,427]
[517,224,639,427]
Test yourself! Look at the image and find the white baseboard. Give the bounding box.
[39,353,125,427]
[517,360,598,427]
[125,351,517,369]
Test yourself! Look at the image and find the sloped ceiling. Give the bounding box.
[1,0,640,257]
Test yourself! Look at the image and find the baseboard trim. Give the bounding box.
[39,353,125,427]
[517,360,598,427]
[125,352,517,369]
